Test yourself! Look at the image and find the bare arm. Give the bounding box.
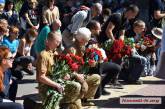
[18,39,26,56]
[154,10,165,20]
[38,73,61,89]
[56,6,60,19]
[37,55,63,93]
[42,7,48,25]
[105,22,115,41]
[119,30,125,40]
[25,13,34,27]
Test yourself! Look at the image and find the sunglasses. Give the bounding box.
[5,57,14,60]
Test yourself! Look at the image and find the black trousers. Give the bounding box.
[88,62,121,98]
[0,102,23,109]
[99,62,121,88]
[8,79,18,102]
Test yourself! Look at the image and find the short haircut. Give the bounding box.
[9,26,19,33]
[93,3,102,14]
[0,19,8,27]
[75,27,91,41]
[87,20,100,30]
[47,32,61,40]
[126,4,139,13]
[26,28,38,38]
[103,8,111,16]
[133,20,145,28]
[0,24,8,34]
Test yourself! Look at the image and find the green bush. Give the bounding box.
[13,0,24,12]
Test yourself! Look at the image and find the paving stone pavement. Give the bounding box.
[15,73,165,109]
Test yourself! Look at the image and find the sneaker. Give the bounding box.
[110,84,124,89]
[82,99,95,106]
[141,72,147,77]
[82,101,95,106]
[110,81,124,89]
[23,68,34,75]
[147,72,153,76]
[102,89,111,95]
[113,81,124,89]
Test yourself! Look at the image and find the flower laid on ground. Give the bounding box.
[42,53,84,109]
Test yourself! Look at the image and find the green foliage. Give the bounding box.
[13,0,24,12]
[51,59,71,82]
[101,39,113,51]
[41,57,71,109]
[42,89,62,109]
[124,38,135,48]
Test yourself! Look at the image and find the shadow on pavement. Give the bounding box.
[16,93,40,100]
[18,79,37,84]
[142,80,165,84]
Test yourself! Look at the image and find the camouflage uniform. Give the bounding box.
[60,74,101,109]
[37,50,61,109]
[60,42,101,108]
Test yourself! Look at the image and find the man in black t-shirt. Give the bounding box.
[149,0,165,28]
[98,4,139,43]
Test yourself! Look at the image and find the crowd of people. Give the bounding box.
[0,0,165,109]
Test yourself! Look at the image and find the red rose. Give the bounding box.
[88,59,95,66]
[80,59,85,65]
[71,63,79,71]
[104,58,108,62]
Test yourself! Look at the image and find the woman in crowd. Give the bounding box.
[1,0,19,26]
[2,26,19,58]
[42,0,60,26]
[0,19,9,45]
[17,28,38,57]
[0,46,23,109]
[24,0,39,30]
[13,29,38,76]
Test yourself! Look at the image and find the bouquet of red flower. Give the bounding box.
[135,36,155,54]
[53,53,84,77]
[43,53,84,109]
[104,39,132,63]
[82,48,103,74]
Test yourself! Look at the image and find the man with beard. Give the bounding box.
[86,20,123,98]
